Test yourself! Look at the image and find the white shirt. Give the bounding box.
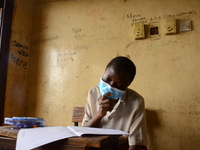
[82,86,148,146]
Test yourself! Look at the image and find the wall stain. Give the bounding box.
[125,41,134,49]
[126,54,130,59]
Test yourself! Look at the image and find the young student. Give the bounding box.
[82,56,148,150]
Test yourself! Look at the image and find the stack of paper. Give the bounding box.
[16,126,129,150]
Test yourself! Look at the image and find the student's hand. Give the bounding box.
[98,93,115,117]
[83,93,115,128]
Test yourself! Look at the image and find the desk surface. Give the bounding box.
[0,126,128,150]
[0,126,18,138]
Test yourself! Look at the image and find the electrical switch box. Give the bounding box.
[164,16,176,35]
[180,20,192,32]
[133,22,145,39]
[149,22,160,38]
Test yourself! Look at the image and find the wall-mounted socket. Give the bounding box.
[133,22,145,39]
[164,16,176,35]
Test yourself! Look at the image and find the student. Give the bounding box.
[82,56,148,150]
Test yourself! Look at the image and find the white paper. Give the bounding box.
[16,126,78,150]
[16,126,129,150]
[68,126,129,136]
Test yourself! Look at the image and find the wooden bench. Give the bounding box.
[72,107,85,126]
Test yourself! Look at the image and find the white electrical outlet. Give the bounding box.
[133,22,145,39]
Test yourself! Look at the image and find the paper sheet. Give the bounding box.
[68,126,129,136]
[16,126,129,150]
[16,126,77,150]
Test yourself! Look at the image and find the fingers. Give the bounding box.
[98,100,110,117]
[99,92,112,106]
[98,92,112,105]
[99,99,114,112]
[102,92,113,100]
[97,93,114,117]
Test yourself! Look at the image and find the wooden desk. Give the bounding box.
[0,126,128,150]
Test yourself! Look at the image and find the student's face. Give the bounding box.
[102,66,131,91]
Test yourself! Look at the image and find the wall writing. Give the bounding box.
[72,28,85,40]
[150,16,162,22]
[31,28,89,64]
[12,29,23,38]
[150,40,178,48]
[87,8,107,22]
[41,36,59,43]
[127,14,147,25]
[55,43,89,63]
[164,10,196,18]
[127,10,197,25]
[32,36,59,45]
[92,24,106,31]
[39,11,52,23]
[54,27,89,63]
[11,41,28,69]
[54,52,76,63]
[13,40,28,50]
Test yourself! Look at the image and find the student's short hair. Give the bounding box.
[106,56,136,83]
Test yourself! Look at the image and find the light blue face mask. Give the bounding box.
[98,78,125,99]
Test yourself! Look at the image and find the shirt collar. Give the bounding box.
[119,88,128,104]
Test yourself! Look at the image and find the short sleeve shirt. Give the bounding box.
[82,86,148,146]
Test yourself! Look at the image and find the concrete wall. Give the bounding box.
[4,0,34,117]
[4,0,200,149]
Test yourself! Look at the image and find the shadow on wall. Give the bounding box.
[146,109,161,150]
[26,6,44,117]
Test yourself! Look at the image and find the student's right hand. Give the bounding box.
[98,93,114,117]
[83,93,115,128]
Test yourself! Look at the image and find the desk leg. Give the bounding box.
[0,137,16,150]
